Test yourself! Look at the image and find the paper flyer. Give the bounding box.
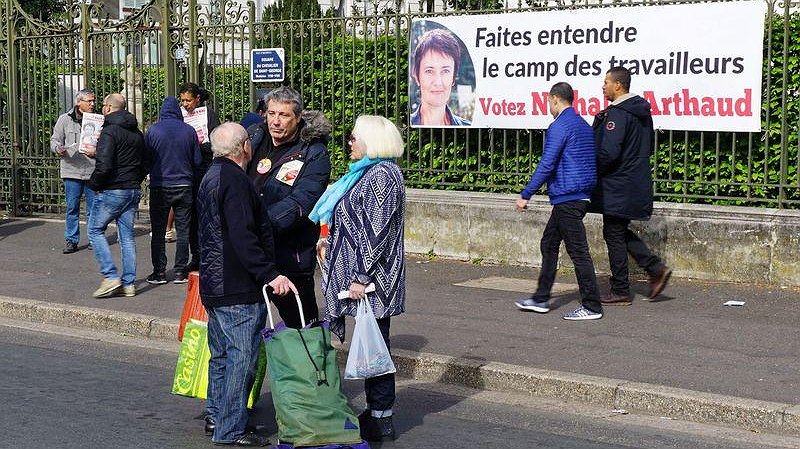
[182,106,209,144]
[78,113,104,155]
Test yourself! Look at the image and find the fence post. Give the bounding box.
[6,0,19,216]
[188,0,199,83]
[80,1,90,82]
[159,0,176,94]
[249,1,255,111]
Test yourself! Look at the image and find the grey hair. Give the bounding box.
[211,122,248,158]
[263,86,303,117]
[105,93,127,111]
[75,88,94,102]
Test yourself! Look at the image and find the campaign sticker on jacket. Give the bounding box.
[256,157,272,174]
[275,159,303,186]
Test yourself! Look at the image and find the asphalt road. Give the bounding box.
[2,319,798,449]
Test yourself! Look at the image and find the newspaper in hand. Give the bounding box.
[78,113,105,156]
[182,106,209,144]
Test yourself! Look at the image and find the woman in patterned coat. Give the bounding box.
[310,115,406,442]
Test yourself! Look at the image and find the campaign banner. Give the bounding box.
[78,113,104,156]
[182,106,209,144]
[408,1,766,131]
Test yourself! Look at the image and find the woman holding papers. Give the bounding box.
[179,82,220,271]
[310,115,406,442]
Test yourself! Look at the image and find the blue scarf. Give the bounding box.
[309,156,389,225]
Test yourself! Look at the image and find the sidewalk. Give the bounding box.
[2,217,799,433]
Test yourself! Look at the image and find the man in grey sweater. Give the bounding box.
[50,88,97,254]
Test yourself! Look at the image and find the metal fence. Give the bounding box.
[0,0,797,216]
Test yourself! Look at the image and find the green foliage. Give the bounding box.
[17,0,66,21]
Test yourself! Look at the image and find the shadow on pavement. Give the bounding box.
[0,218,44,240]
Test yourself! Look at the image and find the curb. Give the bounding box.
[1,295,797,436]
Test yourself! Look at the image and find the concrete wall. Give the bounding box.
[404,189,800,286]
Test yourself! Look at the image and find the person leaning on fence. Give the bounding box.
[245,86,331,329]
[196,122,297,447]
[514,82,603,321]
[179,82,220,272]
[591,66,672,306]
[311,114,406,442]
[87,94,146,298]
[50,88,97,254]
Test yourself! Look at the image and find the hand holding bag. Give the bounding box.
[344,297,396,380]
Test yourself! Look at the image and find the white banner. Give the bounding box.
[408,1,766,131]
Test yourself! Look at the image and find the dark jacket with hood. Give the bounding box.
[89,110,145,192]
[145,97,202,187]
[197,157,280,308]
[590,94,654,221]
[246,111,331,276]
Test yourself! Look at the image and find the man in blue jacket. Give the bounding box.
[198,122,296,446]
[515,82,603,321]
[144,96,202,284]
[246,87,331,328]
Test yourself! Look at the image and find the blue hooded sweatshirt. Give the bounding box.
[145,96,202,187]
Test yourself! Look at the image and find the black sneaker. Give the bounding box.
[358,410,395,441]
[63,241,78,254]
[173,272,189,284]
[213,432,269,446]
[146,272,167,284]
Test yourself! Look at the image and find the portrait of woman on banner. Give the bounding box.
[409,25,475,127]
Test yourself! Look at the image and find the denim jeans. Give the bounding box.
[88,189,141,287]
[364,317,395,414]
[602,214,664,296]
[205,302,267,444]
[149,186,192,274]
[532,200,601,313]
[63,178,95,245]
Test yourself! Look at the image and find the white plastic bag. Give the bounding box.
[344,298,396,379]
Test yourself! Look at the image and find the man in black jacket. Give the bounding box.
[591,67,672,305]
[246,87,331,328]
[198,122,296,447]
[87,93,145,298]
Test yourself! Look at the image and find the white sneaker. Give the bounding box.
[562,306,603,321]
[515,298,550,313]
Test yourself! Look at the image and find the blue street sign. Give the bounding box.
[251,48,285,83]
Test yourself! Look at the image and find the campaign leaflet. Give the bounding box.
[182,106,209,144]
[78,112,105,155]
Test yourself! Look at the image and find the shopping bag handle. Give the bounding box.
[262,284,306,330]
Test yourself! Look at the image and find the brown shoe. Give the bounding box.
[648,266,673,298]
[600,292,632,306]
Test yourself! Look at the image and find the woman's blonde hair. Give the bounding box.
[352,115,404,159]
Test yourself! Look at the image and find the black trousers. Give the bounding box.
[602,214,664,296]
[189,165,209,267]
[149,186,192,274]
[364,317,395,413]
[266,273,319,329]
[532,200,601,313]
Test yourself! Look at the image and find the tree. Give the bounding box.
[17,0,66,22]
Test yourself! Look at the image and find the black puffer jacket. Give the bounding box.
[246,111,332,276]
[590,95,654,221]
[89,110,145,191]
[197,157,280,308]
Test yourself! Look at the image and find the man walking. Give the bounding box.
[50,88,96,254]
[87,94,145,298]
[515,82,603,321]
[198,122,296,446]
[144,96,202,285]
[591,67,672,306]
[246,87,331,328]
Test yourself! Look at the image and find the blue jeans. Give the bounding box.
[88,189,140,287]
[63,178,95,245]
[205,302,266,443]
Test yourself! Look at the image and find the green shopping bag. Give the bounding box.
[261,287,362,447]
[171,319,266,409]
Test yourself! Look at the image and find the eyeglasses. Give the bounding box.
[348,135,356,145]
[80,99,96,103]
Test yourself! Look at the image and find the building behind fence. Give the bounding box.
[0,0,797,216]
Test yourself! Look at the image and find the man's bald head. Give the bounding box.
[103,93,127,114]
